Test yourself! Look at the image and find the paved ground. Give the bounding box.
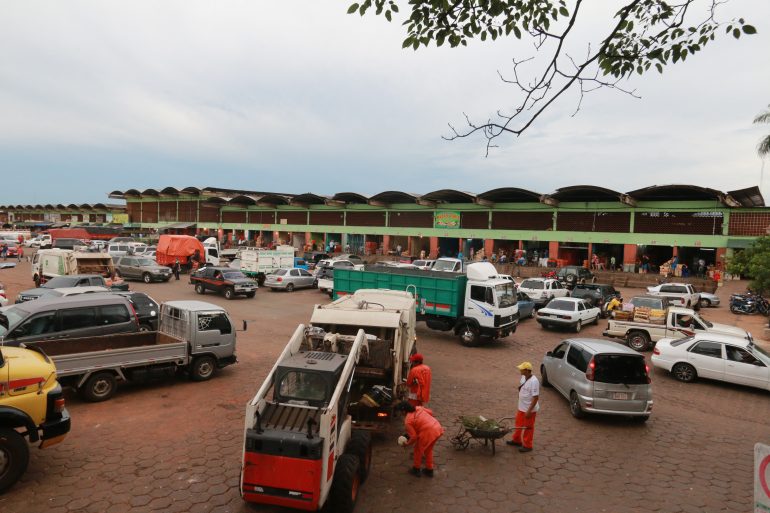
[1,256,769,513]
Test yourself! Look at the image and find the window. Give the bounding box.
[14,312,58,337]
[275,269,288,276]
[673,286,688,294]
[60,308,97,330]
[279,371,327,403]
[578,302,585,311]
[554,282,563,289]
[520,280,544,290]
[99,305,131,325]
[551,342,568,359]
[89,278,104,286]
[660,285,675,293]
[470,285,486,302]
[197,312,232,334]
[690,341,723,359]
[290,269,300,276]
[725,345,762,365]
[548,300,575,311]
[300,270,312,277]
[567,346,590,372]
[671,336,695,347]
[593,355,648,384]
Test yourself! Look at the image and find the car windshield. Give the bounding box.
[413,260,425,266]
[749,343,770,364]
[520,280,544,290]
[136,258,155,266]
[42,276,79,289]
[495,283,516,308]
[548,300,574,311]
[670,336,695,347]
[224,272,247,280]
[694,314,713,328]
[593,354,648,385]
[0,306,29,337]
[433,260,458,272]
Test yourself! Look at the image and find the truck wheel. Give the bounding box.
[190,356,216,381]
[142,272,152,284]
[627,331,651,352]
[224,287,235,300]
[459,323,480,347]
[330,454,361,513]
[0,428,29,493]
[195,283,205,295]
[672,362,697,383]
[345,431,372,482]
[82,372,117,402]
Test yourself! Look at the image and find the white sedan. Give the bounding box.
[652,333,770,391]
[536,297,600,333]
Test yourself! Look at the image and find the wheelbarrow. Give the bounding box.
[450,415,521,455]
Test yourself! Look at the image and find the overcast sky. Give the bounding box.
[1,1,769,204]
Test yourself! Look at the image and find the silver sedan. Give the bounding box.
[264,268,315,292]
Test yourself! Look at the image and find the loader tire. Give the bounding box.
[330,454,360,513]
[345,431,372,482]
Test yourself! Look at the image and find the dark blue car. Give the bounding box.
[517,292,536,320]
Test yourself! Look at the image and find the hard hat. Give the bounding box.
[517,361,533,371]
[409,353,424,363]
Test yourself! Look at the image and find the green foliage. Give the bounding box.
[754,105,770,158]
[727,236,770,293]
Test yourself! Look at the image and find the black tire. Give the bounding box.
[699,298,711,308]
[330,454,361,513]
[672,362,697,383]
[0,428,29,493]
[190,355,216,381]
[81,372,117,402]
[257,275,266,287]
[540,365,552,387]
[312,279,318,289]
[627,331,651,352]
[224,287,235,300]
[246,292,256,298]
[142,272,152,284]
[459,323,480,347]
[631,415,650,423]
[730,304,742,314]
[139,323,153,332]
[286,283,295,292]
[195,283,205,295]
[569,391,584,419]
[574,320,582,333]
[345,431,372,482]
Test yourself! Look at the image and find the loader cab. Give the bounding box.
[274,351,348,408]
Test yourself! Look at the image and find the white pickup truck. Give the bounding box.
[603,306,751,352]
[646,283,701,310]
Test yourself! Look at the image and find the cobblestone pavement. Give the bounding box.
[0,258,768,513]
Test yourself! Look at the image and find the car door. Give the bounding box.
[580,300,594,322]
[7,311,59,344]
[544,341,570,394]
[686,340,725,380]
[298,269,314,287]
[289,269,301,287]
[724,345,770,389]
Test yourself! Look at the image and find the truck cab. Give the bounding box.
[454,263,518,345]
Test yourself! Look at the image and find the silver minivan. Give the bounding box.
[541,338,653,421]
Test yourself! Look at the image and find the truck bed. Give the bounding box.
[27,332,188,378]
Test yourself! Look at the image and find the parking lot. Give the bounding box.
[1,257,769,513]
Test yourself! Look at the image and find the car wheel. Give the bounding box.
[627,331,651,352]
[672,362,697,383]
[540,365,552,387]
[529,308,536,319]
[574,320,582,333]
[286,283,295,292]
[631,415,650,423]
[224,287,234,300]
[312,279,318,289]
[699,298,711,308]
[195,283,205,295]
[139,323,153,332]
[569,391,584,419]
[142,272,152,284]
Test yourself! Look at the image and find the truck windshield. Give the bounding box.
[279,371,328,403]
[495,283,516,308]
[0,306,29,337]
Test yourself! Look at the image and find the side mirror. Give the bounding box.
[545,351,553,357]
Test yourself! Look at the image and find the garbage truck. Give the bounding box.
[333,262,518,346]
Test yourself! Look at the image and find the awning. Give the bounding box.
[159,222,197,230]
[15,221,53,228]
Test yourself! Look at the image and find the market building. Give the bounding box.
[2,184,767,271]
[0,203,127,229]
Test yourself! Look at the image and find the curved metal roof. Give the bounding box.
[123,189,141,196]
[477,187,542,202]
[626,184,725,202]
[727,186,765,207]
[333,192,369,204]
[181,186,201,195]
[141,188,159,196]
[550,185,624,202]
[160,187,180,195]
[291,193,328,205]
[227,195,259,206]
[204,197,228,205]
[421,189,476,203]
[370,191,419,203]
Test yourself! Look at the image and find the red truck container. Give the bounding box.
[156,235,206,266]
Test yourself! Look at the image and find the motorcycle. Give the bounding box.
[730,295,758,315]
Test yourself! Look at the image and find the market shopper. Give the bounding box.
[172,259,181,280]
[396,402,444,477]
[507,361,540,452]
[406,353,432,407]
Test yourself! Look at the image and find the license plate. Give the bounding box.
[611,392,628,400]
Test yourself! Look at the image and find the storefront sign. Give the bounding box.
[434,211,461,229]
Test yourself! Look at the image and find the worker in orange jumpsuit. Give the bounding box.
[396,401,444,477]
[406,353,431,407]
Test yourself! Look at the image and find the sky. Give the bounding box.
[1,1,769,204]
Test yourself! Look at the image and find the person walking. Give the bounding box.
[173,259,181,280]
[0,243,7,260]
[406,353,432,407]
[396,402,444,477]
[610,255,616,271]
[507,361,540,452]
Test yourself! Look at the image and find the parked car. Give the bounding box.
[541,338,653,421]
[108,237,135,244]
[115,256,172,283]
[15,274,125,303]
[555,266,596,289]
[17,286,110,302]
[264,267,316,291]
[107,243,131,258]
[91,240,107,250]
[516,292,535,319]
[698,291,720,308]
[190,266,257,299]
[335,254,364,265]
[314,259,355,278]
[3,241,21,257]
[537,297,601,332]
[412,259,436,270]
[646,282,701,310]
[518,278,569,307]
[0,282,7,307]
[111,291,160,331]
[652,333,770,390]
[304,252,330,270]
[571,283,620,316]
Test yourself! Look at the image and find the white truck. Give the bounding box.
[238,245,295,285]
[646,283,701,310]
[602,306,751,352]
[32,249,117,286]
[22,300,239,401]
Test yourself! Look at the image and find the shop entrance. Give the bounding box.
[677,247,716,276]
[558,243,589,267]
[345,234,364,254]
[438,237,459,258]
[364,235,382,255]
[463,238,484,259]
[591,243,624,271]
[523,241,550,266]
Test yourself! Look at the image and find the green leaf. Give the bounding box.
[513,26,521,39]
[743,25,757,34]
[559,6,568,16]
[655,63,663,73]
[385,10,392,21]
[733,28,741,39]
[347,3,359,14]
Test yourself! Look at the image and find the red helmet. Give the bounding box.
[409,353,424,363]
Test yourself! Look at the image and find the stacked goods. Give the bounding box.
[633,306,651,322]
[613,310,633,320]
[649,308,666,324]
[621,302,635,312]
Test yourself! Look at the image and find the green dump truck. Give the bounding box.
[333,262,518,346]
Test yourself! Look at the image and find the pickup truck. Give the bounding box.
[21,300,239,401]
[646,283,701,310]
[603,306,751,352]
[190,266,258,299]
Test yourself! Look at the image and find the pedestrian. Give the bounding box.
[173,259,181,280]
[610,255,616,271]
[396,243,402,255]
[0,243,7,260]
[396,401,444,477]
[406,353,432,407]
[17,245,23,262]
[507,361,540,453]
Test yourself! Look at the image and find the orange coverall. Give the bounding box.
[405,407,444,470]
[406,363,432,407]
